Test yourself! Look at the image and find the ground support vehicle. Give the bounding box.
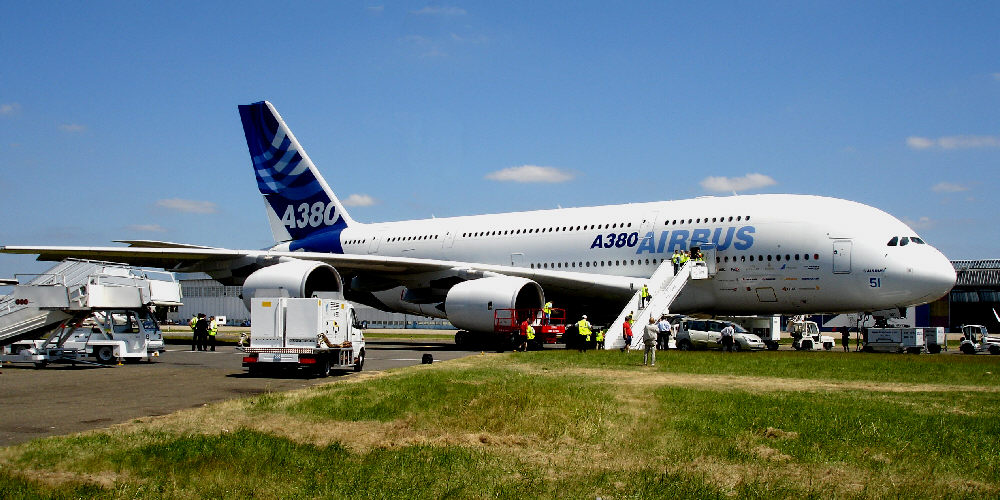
[240,297,365,376]
[923,327,946,354]
[788,319,836,351]
[727,315,782,350]
[958,325,1000,355]
[674,318,766,351]
[863,328,928,353]
[488,307,566,350]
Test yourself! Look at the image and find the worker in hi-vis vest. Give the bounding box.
[207,316,219,351]
[577,315,592,351]
[189,314,198,330]
[542,301,553,324]
[640,284,651,309]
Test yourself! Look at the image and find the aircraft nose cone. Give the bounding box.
[914,250,956,303]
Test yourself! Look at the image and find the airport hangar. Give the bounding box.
[168,260,999,332]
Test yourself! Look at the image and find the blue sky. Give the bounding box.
[1,2,998,282]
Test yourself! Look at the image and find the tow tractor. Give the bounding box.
[490,307,567,350]
[959,325,1000,355]
[788,318,836,351]
[240,296,365,376]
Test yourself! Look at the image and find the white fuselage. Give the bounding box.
[271,194,956,318]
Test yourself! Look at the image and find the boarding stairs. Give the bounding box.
[0,259,182,347]
[603,260,710,350]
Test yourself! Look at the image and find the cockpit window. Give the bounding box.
[887,236,898,246]
[899,237,910,246]
[912,237,925,244]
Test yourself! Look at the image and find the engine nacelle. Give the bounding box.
[444,276,544,333]
[241,259,343,309]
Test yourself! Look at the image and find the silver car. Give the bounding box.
[675,318,766,351]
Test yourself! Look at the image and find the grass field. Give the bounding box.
[2,350,999,499]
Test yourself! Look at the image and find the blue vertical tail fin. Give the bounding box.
[238,101,353,247]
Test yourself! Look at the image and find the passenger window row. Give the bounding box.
[387,235,439,243]
[531,258,661,270]
[463,222,633,238]
[720,253,821,263]
[665,215,750,225]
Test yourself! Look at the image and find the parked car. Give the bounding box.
[675,318,766,351]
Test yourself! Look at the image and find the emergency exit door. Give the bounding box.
[832,240,852,274]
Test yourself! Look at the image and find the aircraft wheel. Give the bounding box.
[95,346,115,364]
[455,331,466,346]
[354,348,365,372]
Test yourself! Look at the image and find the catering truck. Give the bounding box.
[241,297,365,376]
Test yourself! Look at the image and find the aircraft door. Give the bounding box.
[510,252,525,267]
[833,240,852,274]
[699,244,717,276]
[367,232,385,254]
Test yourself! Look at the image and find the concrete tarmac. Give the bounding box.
[0,337,474,447]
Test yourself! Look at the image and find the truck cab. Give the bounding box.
[960,325,1000,355]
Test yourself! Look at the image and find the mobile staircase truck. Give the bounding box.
[0,260,182,367]
[240,296,366,376]
[959,325,1000,355]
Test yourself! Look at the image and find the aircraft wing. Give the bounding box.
[0,245,641,299]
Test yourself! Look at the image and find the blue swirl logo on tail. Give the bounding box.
[239,101,347,253]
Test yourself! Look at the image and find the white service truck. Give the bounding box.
[241,297,365,376]
[788,319,836,351]
[864,327,927,354]
[959,325,1000,355]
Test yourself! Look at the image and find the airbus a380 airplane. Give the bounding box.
[1,101,956,336]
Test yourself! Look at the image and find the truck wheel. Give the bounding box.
[679,339,691,351]
[354,348,365,372]
[801,340,812,351]
[95,346,115,364]
[455,331,466,346]
[961,343,976,355]
[990,345,1000,356]
[927,344,941,354]
[823,342,833,351]
[315,358,331,378]
[862,345,873,353]
[248,364,263,376]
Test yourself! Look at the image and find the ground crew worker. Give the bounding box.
[526,322,535,348]
[189,314,199,350]
[595,328,604,350]
[640,283,651,309]
[577,315,592,351]
[622,315,633,353]
[542,301,553,325]
[208,315,219,351]
[519,318,532,351]
[642,317,658,366]
[680,251,690,266]
[671,250,681,273]
[193,313,208,351]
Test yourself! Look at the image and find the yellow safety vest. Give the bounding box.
[577,320,591,340]
[526,324,535,340]
[208,320,218,336]
[672,253,680,264]
[596,329,604,342]
[641,285,650,298]
[680,255,689,264]
[189,316,198,330]
[543,302,552,314]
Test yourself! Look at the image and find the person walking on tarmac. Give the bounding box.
[657,314,672,350]
[577,315,592,351]
[642,317,658,366]
[595,328,605,350]
[189,314,199,351]
[840,326,850,352]
[207,316,219,351]
[193,313,209,351]
[622,314,634,353]
[639,283,651,309]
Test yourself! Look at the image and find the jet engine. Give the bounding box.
[241,259,343,309]
[444,276,544,333]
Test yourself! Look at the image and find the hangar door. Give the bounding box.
[832,240,852,274]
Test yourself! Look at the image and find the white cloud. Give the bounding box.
[0,103,20,116]
[907,135,1000,150]
[127,224,167,233]
[156,198,217,214]
[931,182,969,193]
[699,173,777,193]
[485,165,575,183]
[342,194,377,207]
[59,123,86,133]
[411,6,466,15]
[902,216,934,230]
